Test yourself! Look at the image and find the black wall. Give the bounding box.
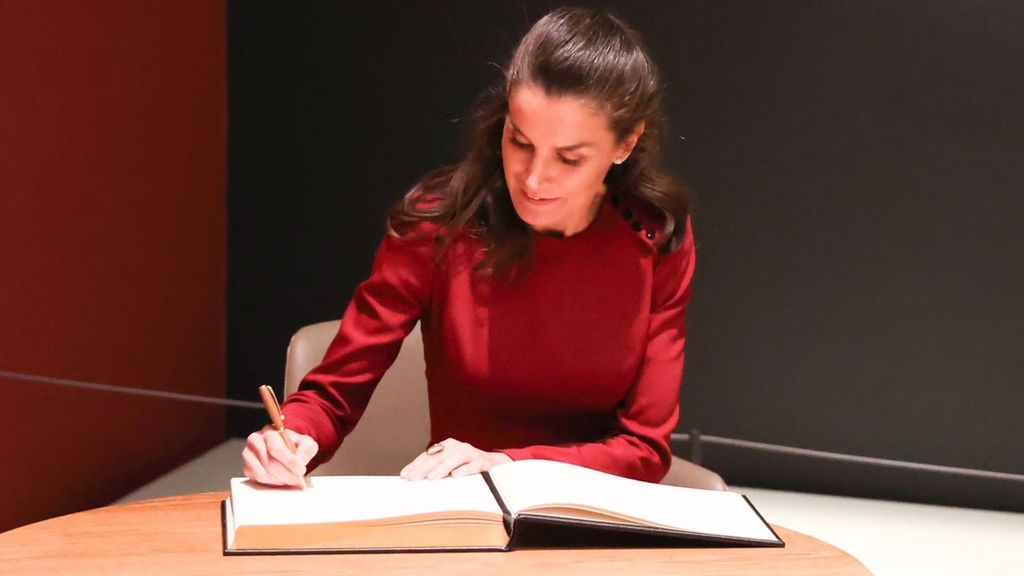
[228,1,1024,510]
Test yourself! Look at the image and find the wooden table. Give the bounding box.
[0,492,872,575]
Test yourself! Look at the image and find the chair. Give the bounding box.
[283,320,429,475]
[284,320,726,490]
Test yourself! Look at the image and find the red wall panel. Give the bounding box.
[0,1,226,531]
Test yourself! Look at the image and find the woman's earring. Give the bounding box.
[614,155,628,165]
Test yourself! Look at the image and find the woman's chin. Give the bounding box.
[510,193,568,234]
[511,204,550,231]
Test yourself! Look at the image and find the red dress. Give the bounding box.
[282,197,696,482]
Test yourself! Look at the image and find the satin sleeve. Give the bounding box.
[281,224,437,471]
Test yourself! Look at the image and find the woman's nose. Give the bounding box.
[525,155,549,191]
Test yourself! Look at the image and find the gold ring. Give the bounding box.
[426,442,445,455]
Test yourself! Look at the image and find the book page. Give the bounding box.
[488,459,779,543]
[229,474,503,528]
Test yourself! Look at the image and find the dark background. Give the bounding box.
[227,1,1023,510]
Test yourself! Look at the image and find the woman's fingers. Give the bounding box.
[400,438,455,479]
[424,449,467,480]
[294,434,319,463]
[242,429,284,485]
[242,426,317,487]
[241,441,281,485]
[400,438,508,480]
[450,451,513,477]
[263,427,304,473]
[449,459,485,478]
[417,439,465,480]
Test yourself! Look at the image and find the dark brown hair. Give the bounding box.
[389,7,689,274]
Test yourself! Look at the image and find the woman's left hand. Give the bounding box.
[400,438,512,480]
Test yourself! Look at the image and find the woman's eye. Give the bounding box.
[508,136,581,167]
[510,138,532,150]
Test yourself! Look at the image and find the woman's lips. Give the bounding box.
[523,191,559,204]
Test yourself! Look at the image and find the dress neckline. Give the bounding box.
[531,198,615,244]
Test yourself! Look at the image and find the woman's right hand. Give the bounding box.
[242,425,319,487]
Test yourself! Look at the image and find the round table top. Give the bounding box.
[0,491,872,576]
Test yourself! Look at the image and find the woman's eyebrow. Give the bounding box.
[507,118,595,152]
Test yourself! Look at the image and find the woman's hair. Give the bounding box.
[390,7,689,274]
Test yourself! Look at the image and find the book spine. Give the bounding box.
[481,471,514,540]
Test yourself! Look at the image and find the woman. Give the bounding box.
[243,7,694,487]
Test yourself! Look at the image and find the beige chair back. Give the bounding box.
[284,320,726,490]
[283,320,430,475]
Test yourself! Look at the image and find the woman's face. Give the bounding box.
[502,84,639,236]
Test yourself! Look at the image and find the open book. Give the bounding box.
[223,459,783,554]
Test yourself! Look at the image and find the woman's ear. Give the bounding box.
[615,121,646,164]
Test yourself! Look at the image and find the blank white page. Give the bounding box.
[229,474,502,527]
[488,460,779,542]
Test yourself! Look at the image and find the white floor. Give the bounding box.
[738,486,1024,576]
[119,439,1024,576]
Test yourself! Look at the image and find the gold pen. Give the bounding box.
[258,385,309,490]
